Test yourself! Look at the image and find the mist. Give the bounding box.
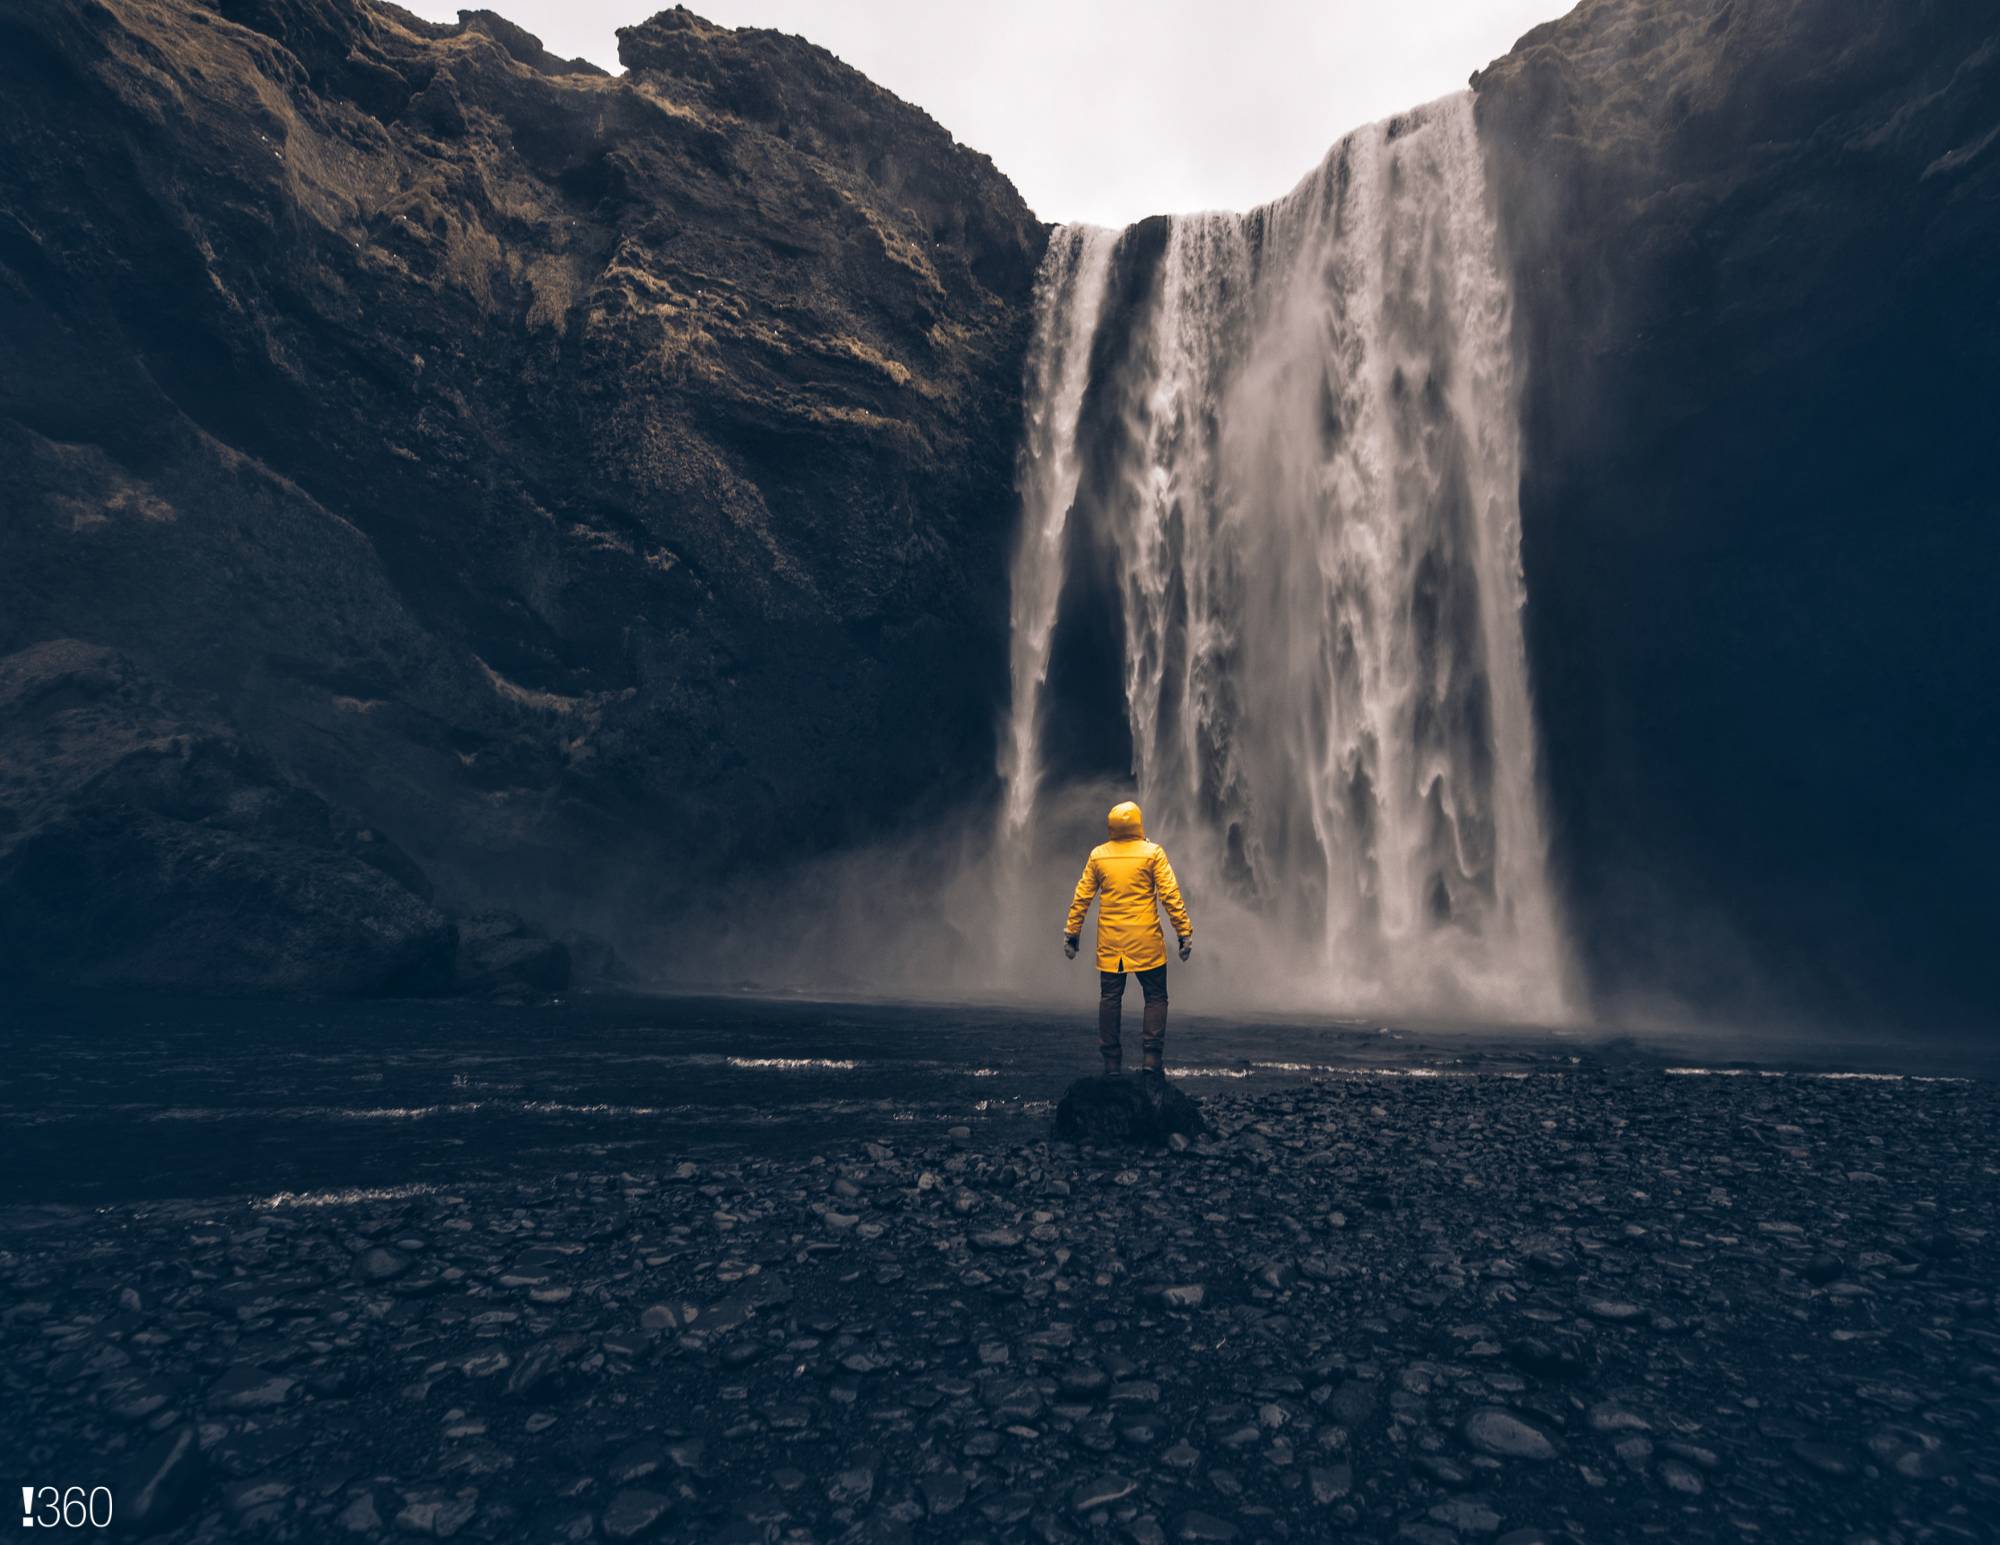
[638,775,1590,1028]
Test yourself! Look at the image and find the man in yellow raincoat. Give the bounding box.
[1064,800,1194,1076]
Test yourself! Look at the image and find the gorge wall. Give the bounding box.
[0,0,1041,992]
[1475,0,2000,1029]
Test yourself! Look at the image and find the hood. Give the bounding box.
[1107,801,1144,840]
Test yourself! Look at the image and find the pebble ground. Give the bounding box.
[3,1068,1995,1542]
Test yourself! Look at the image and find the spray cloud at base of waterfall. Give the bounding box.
[647,778,1565,1024]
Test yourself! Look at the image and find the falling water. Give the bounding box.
[1000,94,1574,1020]
[1001,225,1116,834]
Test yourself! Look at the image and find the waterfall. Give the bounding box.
[1000,93,1574,1021]
[1001,225,1116,835]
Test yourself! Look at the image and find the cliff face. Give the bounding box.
[9,0,1991,1024]
[1474,1,2000,1025]
[0,1,1042,991]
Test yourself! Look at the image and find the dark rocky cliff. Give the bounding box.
[0,1,1042,992]
[8,0,1991,1026]
[1475,1,2000,1027]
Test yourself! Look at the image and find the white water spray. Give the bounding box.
[1001,95,1574,1021]
[1001,225,1116,835]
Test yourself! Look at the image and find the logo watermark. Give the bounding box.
[20,1488,112,1529]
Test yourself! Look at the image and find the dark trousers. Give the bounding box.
[1098,965,1168,1067]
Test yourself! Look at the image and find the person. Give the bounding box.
[1064,800,1193,1076]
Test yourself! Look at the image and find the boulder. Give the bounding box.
[1053,1074,1206,1146]
[561,928,640,987]
[453,911,571,998]
[0,642,454,995]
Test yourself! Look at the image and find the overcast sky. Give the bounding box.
[400,1,1566,225]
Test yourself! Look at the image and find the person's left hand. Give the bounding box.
[1179,935,1193,962]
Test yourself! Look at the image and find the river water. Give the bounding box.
[6,990,1988,1208]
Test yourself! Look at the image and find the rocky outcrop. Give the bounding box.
[0,639,585,995]
[0,640,455,993]
[0,1,1043,992]
[1054,1073,1207,1146]
[1474,2,2000,1025]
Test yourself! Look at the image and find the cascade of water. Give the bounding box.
[1000,94,1572,1020]
[999,225,1116,836]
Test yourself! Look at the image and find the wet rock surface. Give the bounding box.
[0,642,575,998]
[1054,1074,1208,1145]
[4,1067,1996,1541]
[0,641,458,996]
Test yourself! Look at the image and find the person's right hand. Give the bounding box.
[1064,935,1080,960]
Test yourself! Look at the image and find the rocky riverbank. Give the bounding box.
[3,1065,1994,1542]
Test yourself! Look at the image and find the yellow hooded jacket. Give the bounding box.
[1065,801,1193,972]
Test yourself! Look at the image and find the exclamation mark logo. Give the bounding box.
[20,1487,31,1528]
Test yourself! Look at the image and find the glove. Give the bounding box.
[1063,935,1080,960]
[1178,935,1193,962]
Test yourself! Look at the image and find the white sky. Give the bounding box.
[400,1,1567,226]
